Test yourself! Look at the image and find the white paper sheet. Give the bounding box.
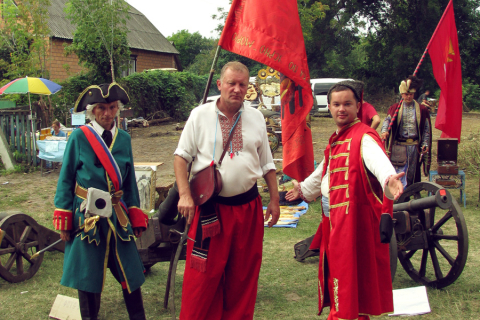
[49,294,81,320]
[389,286,431,316]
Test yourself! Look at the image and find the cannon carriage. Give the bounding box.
[0,187,187,316]
[0,211,64,283]
[294,181,469,289]
[391,181,468,289]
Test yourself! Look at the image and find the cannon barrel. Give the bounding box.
[154,182,181,226]
[393,188,452,212]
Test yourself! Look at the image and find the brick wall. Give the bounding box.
[46,38,87,82]
[130,48,177,72]
[45,38,178,82]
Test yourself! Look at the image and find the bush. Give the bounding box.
[120,71,219,121]
[50,71,101,122]
[458,132,480,176]
[463,79,480,111]
[49,70,219,124]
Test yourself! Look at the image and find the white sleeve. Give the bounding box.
[299,158,325,202]
[173,110,197,163]
[257,116,276,175]
[362,134,396,199]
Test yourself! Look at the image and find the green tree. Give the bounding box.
[0,0,51,79]
[358,0,480,95]
[64,0,130,82]
[168,30,215,70]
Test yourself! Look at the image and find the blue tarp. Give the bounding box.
[264,201,309,228]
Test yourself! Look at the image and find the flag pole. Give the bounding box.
[201,45,222,104]
[425,0,454,51]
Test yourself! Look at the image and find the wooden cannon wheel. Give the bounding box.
[394,182,468,289]
[0,212,45,283]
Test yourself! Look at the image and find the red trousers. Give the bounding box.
[180,196,264,320]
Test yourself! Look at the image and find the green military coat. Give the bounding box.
[53,126,148,293]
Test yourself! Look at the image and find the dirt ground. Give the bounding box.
[128,115,334,185]
[1,111,479,218]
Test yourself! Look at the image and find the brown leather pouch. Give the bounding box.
[189,165,223,206]
[391,145,407,166]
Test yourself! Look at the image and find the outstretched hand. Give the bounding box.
[387,172,405,200]
[285,181,300,202]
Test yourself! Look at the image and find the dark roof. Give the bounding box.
[47,0,179,55]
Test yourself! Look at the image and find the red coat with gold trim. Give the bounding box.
[315,120,394,318]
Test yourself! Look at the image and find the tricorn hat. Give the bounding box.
[399,75,423,94]
[327,80,364,104]
[74,82,129,112]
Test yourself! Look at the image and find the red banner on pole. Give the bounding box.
[427,0,462,142]
[218,0,314,181]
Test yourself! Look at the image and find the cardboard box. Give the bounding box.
[134,162,163,213]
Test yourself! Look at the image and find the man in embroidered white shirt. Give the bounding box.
[174,61,280,320]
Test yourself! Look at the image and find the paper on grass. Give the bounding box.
[49,294,81,320]
[389,286,431,316]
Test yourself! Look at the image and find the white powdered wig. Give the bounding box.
[85,101,124,120]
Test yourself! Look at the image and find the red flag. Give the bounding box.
[427,0,462,142]
[218,0,314,181]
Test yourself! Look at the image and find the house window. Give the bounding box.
[121,55,137,77]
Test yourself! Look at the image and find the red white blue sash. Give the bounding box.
[80,125,123,191]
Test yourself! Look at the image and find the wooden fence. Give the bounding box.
[0,110,38,167]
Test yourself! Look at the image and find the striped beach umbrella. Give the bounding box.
[0,76,62,95]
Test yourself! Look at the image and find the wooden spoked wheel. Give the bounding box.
[395,182,468,289]
[0,212,45,283]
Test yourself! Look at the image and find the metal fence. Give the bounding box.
[0,110,38,167]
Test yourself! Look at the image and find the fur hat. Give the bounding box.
[74,82,129,113]
[327,80,364,104]
[399,75,423,94]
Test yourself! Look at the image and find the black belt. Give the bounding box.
[396,138,418,143]
[215,183,259,206]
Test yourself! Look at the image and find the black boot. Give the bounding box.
[123,287,146,320]
[78,290,101,320]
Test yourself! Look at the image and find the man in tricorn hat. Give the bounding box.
[286,80,404,319]
[381,75,432,187]
[53,83,148,320]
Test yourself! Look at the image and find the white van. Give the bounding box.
[311,78,353,115]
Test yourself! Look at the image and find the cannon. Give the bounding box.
[392,181,468,289]
[0,211,64,283]
[294,181,468,289]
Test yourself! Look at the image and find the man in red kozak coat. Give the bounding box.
[287,80,404,319]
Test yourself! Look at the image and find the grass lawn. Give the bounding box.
[1,113,480,319]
